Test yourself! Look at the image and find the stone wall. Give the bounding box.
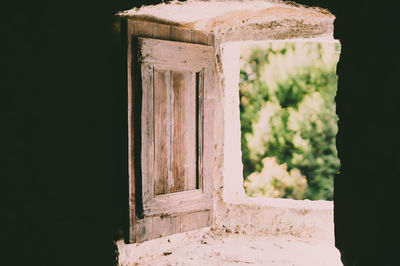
[118,0,336,245]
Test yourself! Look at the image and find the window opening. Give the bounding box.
[240,41,341,200]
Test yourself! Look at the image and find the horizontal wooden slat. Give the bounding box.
[143,189,212,216]
[138,37,214,68]
[128,19,213,45]
[171,26,192,42]
[191,30,210,45]
[134,210,211,243]
[152,23,171,40]
[132,20,153,38]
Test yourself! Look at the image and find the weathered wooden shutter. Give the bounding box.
[128,37,215,243]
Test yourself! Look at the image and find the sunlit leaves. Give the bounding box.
[244,157,307,199]
[240,41,340,200]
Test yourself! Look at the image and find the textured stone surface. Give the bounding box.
[117,227,342,266]
[216,197,334,240]
[118,0,334,41]
[118,1,337,263]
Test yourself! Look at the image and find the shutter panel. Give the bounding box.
[128,38,215,243]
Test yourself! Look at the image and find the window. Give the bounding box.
[128,37,215,243]
[238,41,340,201]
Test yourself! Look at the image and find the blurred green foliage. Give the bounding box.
[244,157,307,199]
[240,41,341,200]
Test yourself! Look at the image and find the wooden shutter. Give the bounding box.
[128,37,215,243]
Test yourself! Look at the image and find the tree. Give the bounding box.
[240,41,340,200]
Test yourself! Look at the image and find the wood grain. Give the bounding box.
[133,210,211,243]
[141,64,155,203]
[171,26,192,43]
[185,71,197,191]
[191,30,209,45]
[133,21,153,38]
[128,35,215,243]
[143,190,212,216]
[154,69,170,195]
[152,23,171,40]
[127,18,212,45]
[152,69,197,195]
[171,71,185,192]
[202,66,215,195]
[138,38,213,70]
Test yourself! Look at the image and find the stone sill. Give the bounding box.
[216,196,334,240]
[228,196,333,210]
[118,197,336,265]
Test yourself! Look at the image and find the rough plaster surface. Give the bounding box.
[118,1,338,264]
[119,1,282,25]
[221,42,245,202]
[118,226,342,265]
[118,196,335,264]
[217,197,334,240]
[118,0,334,40]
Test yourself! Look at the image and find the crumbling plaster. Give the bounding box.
[118,0,334,41]
[119,0,336,244]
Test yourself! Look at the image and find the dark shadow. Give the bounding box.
[1,1,157,265]
[293,1,400,265]
[131,37,144,221]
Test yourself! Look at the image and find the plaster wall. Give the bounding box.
[118,0,337,262]
[212,39,335,240]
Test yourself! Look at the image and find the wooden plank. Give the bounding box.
[171,71,185,193]
[180,212,192,232]
[202,65,215,195]
[127,19,136,40]
[127,18,136,243]
[134,21,153,38]
[174,215,182,234]
[141,64,155,203]
[189,210,211,231]
[131,20,171,40]
[135,216,153,243]
[152,215,176,239]
[171,26,192,43]
[138,38,213,69]
[152,23,171,40]
[179,210,211,233]
[184,71,197,191]
[169,71,197,193]
[197,69,204,190]
[191,30,210,45]
[129,20,214,46]
[143,189,212,216]
[133,210,211,243]
[154,69,170,195]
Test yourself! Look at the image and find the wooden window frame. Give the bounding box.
[128,37,215,243]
